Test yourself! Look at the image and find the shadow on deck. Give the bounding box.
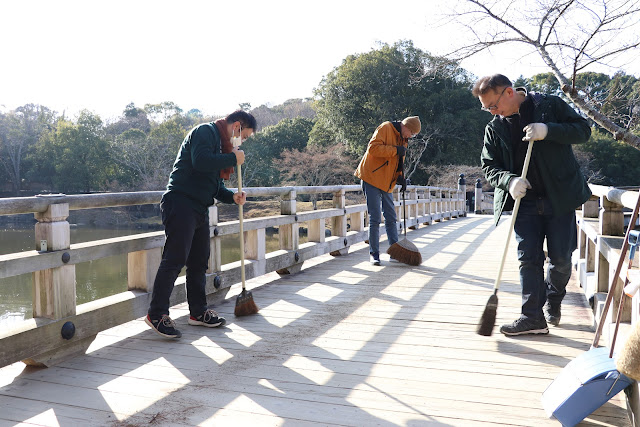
[0,214,630,426]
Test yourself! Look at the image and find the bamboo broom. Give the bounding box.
[234,162,259,316]
[477,140,534,336]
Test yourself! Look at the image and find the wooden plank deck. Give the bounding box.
[0,214,630,426]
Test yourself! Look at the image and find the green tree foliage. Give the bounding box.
[311,40,487,184]
[0,104,55,195]
[580,129,640,186]
[106,103,151,137]
[34,111,112,193]
[144,101,183,123]
[241,117,314,187]
[250,99,315,131]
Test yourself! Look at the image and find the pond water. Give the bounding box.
[0,225,295,326]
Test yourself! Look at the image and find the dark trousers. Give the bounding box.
[514,198,577,321]
[148,195,210,319]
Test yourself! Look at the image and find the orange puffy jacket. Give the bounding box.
[354,121,407,192]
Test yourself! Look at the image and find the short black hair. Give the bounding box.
[226,110,257,130]
[472,74,512,98]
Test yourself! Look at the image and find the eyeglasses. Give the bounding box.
[481,87,508,112]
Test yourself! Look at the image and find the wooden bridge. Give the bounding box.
[0,184,637,426]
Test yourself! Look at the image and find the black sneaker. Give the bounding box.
[188,309,226,328]
[500,317,549,336]
[370,252,381,266]
[145,314,182,339]
[543,301,561,326]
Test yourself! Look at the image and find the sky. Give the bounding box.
[1,0,639,121]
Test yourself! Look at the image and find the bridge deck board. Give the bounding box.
[0,214,630,426]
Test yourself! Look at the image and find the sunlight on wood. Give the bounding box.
[0,362,27,388]
[191,336,233,365]
[327,271,368,284]
[283,354,335,385]
[346,382,422,423]
[220,394,278,417]
[223,324,262,347]
[86,321,150,353]
[258,378,286,395]
[312,298,401,360]
[97,357,189,420]
[23,408,60,427]
[262,300,309,327]
[381,272,431,300]
[295,283,343,302]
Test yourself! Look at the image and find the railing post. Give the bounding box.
[279,190,298,251]
[330,189,349,256]
[208,203,222,274]
[475,179,483,214]
[599,196,624,236]
[28,201,93,367]
[277,189,301,274]
[408,187,418,230]
[33,203,76,320]
[425,188,432,224]
[349,211,364,233]
[127,247,162,292]
[308,218,326,242]
[458,174,467,216]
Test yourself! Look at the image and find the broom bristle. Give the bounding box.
[616,321,640,380]
[477,294,498,336]
[387,238,422,266]
[235,289,259,316]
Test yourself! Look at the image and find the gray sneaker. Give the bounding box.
[543,301,561,326]
[500,316,549,336]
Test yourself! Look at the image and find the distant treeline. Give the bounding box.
[1,41,639,197]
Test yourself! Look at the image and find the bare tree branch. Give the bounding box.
[443,0,640,148]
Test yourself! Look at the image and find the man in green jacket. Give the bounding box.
[146,110,256,339]
[473,74,591,336]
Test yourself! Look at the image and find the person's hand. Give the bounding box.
[396,175,407,192]
[233,191,247,205]
[396,145,406,157]
[522,123,548,141]
[508,177,531,199]
[233,147,245,165]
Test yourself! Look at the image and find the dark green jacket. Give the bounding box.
[165,123,237,214]
[481,91,592,225]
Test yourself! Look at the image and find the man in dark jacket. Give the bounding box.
[146,110,256,339]
[473,74,591,336]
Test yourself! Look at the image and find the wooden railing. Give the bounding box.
[575,184,640,420]
[0,184,466,368]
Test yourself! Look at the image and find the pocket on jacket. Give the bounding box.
[372,160,389,173]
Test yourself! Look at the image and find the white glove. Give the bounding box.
[508,177,531,199]
[522,123,548,141]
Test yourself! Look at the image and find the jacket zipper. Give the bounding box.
[372,161,388,173]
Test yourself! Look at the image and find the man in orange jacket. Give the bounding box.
[354,116,421,265]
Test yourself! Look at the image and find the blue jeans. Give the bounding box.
[514,198,577,321]
[148,194,210,319]
[363,180,399,254]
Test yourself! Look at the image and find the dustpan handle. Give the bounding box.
[593,189,640,348]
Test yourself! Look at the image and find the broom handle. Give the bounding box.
[593,189,640,348]
[493,140,534,293]
[237,162,246,291]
